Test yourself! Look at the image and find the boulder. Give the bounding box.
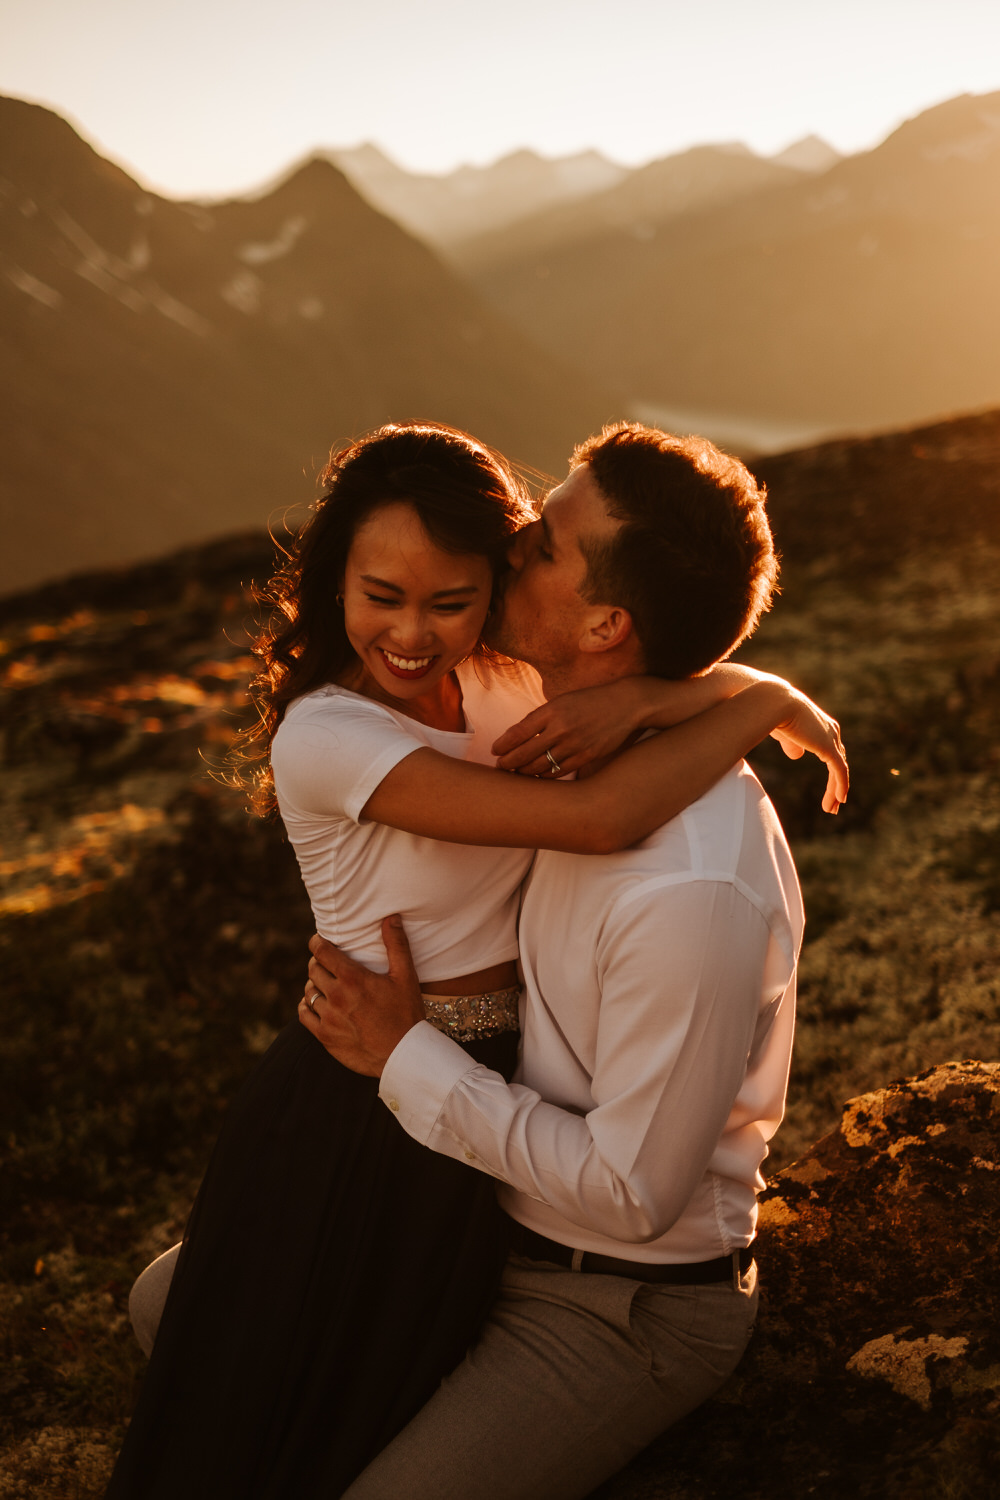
[598,1061,1000,1498]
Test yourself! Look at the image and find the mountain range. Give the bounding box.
[328,137,841,253]
[5,88,1000,597]
[458,92,1000,438]
[327,144,629,248]
[0,97,614,596]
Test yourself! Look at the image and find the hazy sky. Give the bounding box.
[5,0,1000,198]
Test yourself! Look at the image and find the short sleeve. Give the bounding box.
[271,694,426,822]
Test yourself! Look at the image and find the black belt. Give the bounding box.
[508,1221,754,1285]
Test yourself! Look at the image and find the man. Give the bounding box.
[301,423,846,1499]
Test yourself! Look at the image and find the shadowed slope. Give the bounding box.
[0,97,618,596]
[464,92,1000,435]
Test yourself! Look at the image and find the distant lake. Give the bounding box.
[629,402,848,459]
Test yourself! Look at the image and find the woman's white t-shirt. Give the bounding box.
[270,661,544,983]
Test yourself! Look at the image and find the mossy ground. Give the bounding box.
[1,513,998,1495]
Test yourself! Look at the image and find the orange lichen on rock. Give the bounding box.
[847,1333,969,1411]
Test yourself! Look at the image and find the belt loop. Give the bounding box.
[732,1249,741,1292]
[571,1247,585,1273]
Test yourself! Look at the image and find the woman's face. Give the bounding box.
[341,502,493,705]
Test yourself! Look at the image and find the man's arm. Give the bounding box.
[302,885,789,1244]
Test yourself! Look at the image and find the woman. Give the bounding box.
[107,423,844,1498]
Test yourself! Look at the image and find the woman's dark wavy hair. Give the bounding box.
[240,422,535,813]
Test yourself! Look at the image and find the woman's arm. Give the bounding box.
[491,665,777,777]
[362,679,847,854]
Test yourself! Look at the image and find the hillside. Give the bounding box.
[1,407,998,1494]
[462,91,1000,438]
[0,97,617,596]
[738,407,1000,1154]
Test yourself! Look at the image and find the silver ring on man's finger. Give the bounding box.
[545,750,562,776]
[305,990,319,1015]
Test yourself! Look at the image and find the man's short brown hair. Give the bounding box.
[572,423,778,678]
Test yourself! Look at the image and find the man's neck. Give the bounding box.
[537,658,647,779]
[537,657,628,701]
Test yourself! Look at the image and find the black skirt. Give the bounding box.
[105,1019,518,1499]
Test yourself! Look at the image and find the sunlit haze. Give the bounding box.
[4,0,1000,198]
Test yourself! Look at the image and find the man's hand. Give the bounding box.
[298,916,425,1076]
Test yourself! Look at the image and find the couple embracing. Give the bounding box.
[107,420,847,1499]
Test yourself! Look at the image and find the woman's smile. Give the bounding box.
[340,502,493,721]
[379,648,440,679]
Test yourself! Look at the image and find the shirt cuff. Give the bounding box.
[379,1020,480,1143]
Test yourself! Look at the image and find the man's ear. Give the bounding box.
[579,605,634,655]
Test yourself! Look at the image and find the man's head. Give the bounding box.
[492,422,778,693]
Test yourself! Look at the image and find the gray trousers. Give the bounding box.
[342,1252,758,1500]
[129,1246,756,1499]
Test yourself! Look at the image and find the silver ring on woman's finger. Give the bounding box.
[545,750,562,776]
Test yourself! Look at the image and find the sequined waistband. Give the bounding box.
[421,985,521,1042]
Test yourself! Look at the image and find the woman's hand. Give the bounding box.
[491,667,769,778]
[491,680,647,777]
[769,689,849,814]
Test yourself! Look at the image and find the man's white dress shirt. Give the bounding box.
[379,761,804,1262]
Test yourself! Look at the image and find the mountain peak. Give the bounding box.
[876,88,1000,159]
[324,142,405,184]
[772,135,841,173]
[0,92,123,186]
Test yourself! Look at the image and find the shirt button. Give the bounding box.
[388,1099,400,1112]
[464,1150,476,1160]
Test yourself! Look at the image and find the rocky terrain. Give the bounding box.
[1,406,998,1494]
[600,1061,1000,1499]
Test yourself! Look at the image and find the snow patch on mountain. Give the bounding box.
[129,235,151,271]
[238,215,308,265]
[221,271,262,314]
[146,286,210,334]
[6,262,63,309]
